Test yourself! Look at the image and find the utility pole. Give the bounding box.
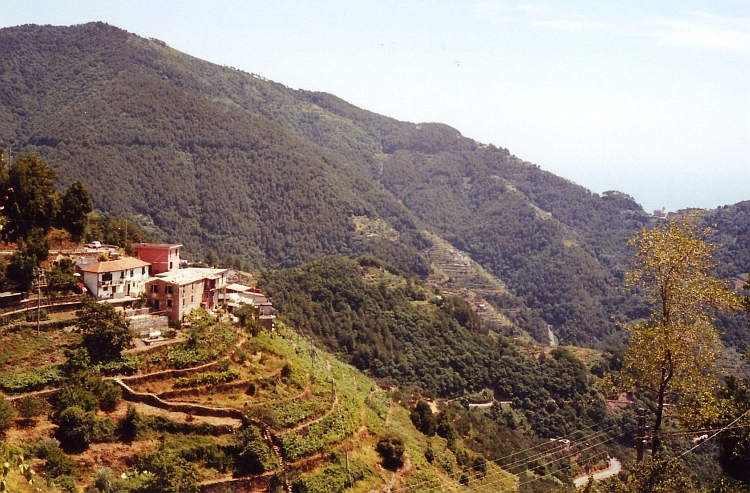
[35,268,44,336]
[637,408,647,462]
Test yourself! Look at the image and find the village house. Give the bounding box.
[222,284,276,330]
[81,257,152,300]
[145,268,228,321]
[132,243,182,275]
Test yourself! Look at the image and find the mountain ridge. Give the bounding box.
[3,22,744,348]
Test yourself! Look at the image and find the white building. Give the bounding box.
[81,257,152,300]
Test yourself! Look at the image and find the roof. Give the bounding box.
[81,257,151,273]
[132,243,183,249]
[152,268,228,286]
[225,283,251,293]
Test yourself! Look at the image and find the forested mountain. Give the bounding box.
[1,22,745,348]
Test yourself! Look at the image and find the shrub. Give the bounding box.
[0,395,16,433]
[57,407,116,450]
[136,449,200,493]
[56,386,99,413]
[98,381,122,411]
[37,440,78,479]
[17,395,50,421]
[173,369,241,389]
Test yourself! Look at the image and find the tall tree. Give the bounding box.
[60,181,93,240]
[619,213,739,453]
[0,154,60,240]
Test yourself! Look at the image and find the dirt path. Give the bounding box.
[573,457,622,487]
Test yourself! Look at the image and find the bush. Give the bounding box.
[56,386,100,413]
[38,441,78,479]
[17,395,50,421]
[57,406,115,451]
[136,449,200,493]
[0,395,16,433]
[173,369,241,389]
[98,381,122,411]
[376,434,405,470]
[232,424,276,475]
[57,406,96,450]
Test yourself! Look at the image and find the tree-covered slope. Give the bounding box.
[0,22,700,346]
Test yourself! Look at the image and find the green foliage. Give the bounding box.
[260,256,606,436]
[6,228,49,291]
[46,258,78,295]
[0,365,63,393]
[55,373,121,413]
[0,397,14,434]
[93,355,140,376]
[410,400,436,436]
[376,434,405,469]
[60,180,93,239]
[134,449,200,493]
[57,406,114,451]
[619,214,740,450]
[232,424,276,475]
[77,296,132,363]
[173,369,240,389]
[35,438,78,481]
[0,154,60,241]
[590,458,694,493]
[294,456,371,493]
[16,395,49,421]
[1,441,36,492]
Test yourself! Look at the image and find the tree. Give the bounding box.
[619,213,739,453]
[376,434,405,469]
[77,296,132,363]
[0,154,60,241]
[60,181,93,239]
[6,228,50,291]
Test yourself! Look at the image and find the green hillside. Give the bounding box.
[0,22,740,348]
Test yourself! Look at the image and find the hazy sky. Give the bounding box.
[2,1,749,212]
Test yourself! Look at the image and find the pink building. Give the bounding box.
[132,243,182,275]
[145,268,228,321]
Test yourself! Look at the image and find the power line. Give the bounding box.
[390,421,622,493]
[416,431,632,493]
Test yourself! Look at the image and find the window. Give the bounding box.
[169,262,173,270]
[142,267,146,275]
[130,270,134,277]
[191,295,194,303]
[102,273,112,282]
[166,285,174,294]
[150,285,159,293]
[103,286,108,292]
[182,298,185,307]
[167,299,172,308]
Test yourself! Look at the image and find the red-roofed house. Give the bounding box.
[132,243,182,275]
[81,257,152,300]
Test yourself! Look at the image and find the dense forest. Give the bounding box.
[261,255,613,439]
[1,22,748,350]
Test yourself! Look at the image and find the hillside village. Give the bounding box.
[1,241,276,340]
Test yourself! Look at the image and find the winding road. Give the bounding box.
[574,457,622,487]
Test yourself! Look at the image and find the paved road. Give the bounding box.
[574,457,622,487]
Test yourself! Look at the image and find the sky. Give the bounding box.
[2,1,749,212]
